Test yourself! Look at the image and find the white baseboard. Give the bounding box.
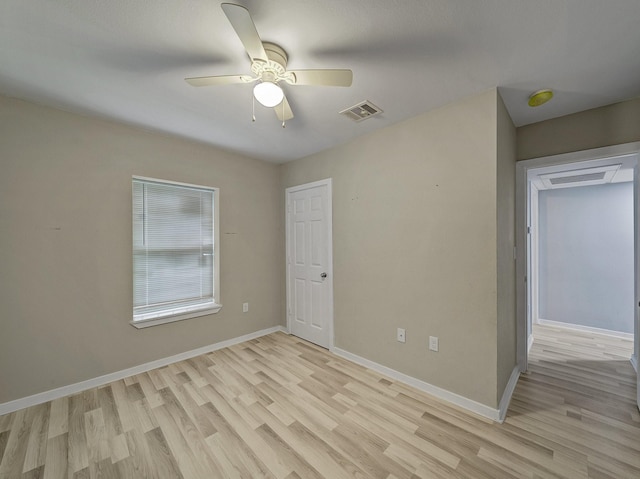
[498,366,520,423]
[0,325,287,416]
[631,354,638,373]
[538,318,633,340]
[331,347,502,422]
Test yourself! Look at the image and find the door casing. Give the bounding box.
[516,143,640,404]
[285,178,334,350]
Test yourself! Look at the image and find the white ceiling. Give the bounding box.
[2,1,640,164]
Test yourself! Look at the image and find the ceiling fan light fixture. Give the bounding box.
[253,81,284,107]
[528,89,554,107]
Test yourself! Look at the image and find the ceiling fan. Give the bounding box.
[185,3,353,124]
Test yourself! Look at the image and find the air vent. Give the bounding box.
[340,100,383,122]
[537,164,622,190]
[549,172,606,185]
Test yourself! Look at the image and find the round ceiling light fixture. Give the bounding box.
[528,89,554,107]
[253,81,284,107]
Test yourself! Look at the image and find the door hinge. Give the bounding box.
[527,226,531,234]
[524,275,527,283]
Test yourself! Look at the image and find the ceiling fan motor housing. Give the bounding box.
[263,43,287,68]
[251,42,294,83]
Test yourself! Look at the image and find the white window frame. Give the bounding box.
[131,176,221,329]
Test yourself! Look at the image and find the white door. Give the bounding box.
[286,179,333,349]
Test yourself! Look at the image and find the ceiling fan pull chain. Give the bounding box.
[282,100,286,128]
[252,94,256,122]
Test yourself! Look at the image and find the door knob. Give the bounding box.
[320,272,327,279]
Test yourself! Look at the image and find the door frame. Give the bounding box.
[285,178,335,350]
[516,142,640,376]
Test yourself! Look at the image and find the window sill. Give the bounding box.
[130,304,223,329]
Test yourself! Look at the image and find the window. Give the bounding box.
[131,177,221,328]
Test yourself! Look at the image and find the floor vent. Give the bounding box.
[340,101,383,122]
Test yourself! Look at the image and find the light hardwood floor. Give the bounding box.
[0,324,638,478]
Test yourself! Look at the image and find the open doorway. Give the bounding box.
[528,162,634,338]
[515,142,640,411]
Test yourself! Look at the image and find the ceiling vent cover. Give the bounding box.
[549,172,606,185]
[537,164,622,190]
[340,100,383,122]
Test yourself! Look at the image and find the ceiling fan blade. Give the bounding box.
[221,3,268,62]
[275,95,294,121]
[185,74,254,87]
[287,69,353,87]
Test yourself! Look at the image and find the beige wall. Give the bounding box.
[282,89,513,408]
[496,93,517,400]
[1,89,520,411]
[0,96,284,404]
[517,97,640,160]
[5,87,635,412]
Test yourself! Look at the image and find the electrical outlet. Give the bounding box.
[429,336,439,352]
[397,328,406,343]
[242,302,249,313]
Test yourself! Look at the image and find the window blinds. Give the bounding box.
[132,178,215,322]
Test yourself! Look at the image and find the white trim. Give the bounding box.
[285,178,334,192]
[529,181,540,327]
[498,366,521,423]
[516,159,529,372]
[132,175,217,191]
[331,347,502,422]
[538,318,634,340]
[285,178,334,350]
[527,334,534,353]
[0,325,286,416]
[631,354,638,373]
[521,143,640,171]
[130,303,222,329]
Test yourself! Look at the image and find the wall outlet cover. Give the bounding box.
[397,328,406,343]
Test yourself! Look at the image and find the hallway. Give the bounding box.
[507,323,639,477]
